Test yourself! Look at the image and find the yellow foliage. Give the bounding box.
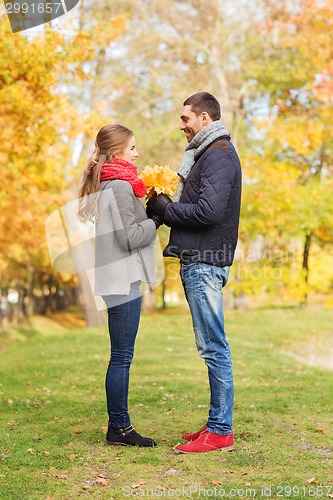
[139,165,179,198]
[0,12,126,287]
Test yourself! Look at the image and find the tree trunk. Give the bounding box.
[142,290,156,313]
[77,270,107,327]
[70,47,107,327]
[161,279,167,310]
[301,232,312,306]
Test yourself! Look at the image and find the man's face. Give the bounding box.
[180,105,210,142]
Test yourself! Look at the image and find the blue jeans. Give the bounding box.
[180,262,233,435]
[103,282,141,429]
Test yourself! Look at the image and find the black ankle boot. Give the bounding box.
[106,425,157,447]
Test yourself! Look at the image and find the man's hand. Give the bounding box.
[147,193,173,215]
[146,208,164,229]
[146,193,173,229]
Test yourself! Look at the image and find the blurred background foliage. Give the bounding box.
[0,0,332,327]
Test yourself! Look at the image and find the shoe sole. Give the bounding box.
[176,445,234,454]
[106,441,130,446]
[106,440,157,447]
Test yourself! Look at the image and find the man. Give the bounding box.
[147,92,242,453]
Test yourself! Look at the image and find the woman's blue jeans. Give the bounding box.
[180,262,233,435]
[103,282,141,429]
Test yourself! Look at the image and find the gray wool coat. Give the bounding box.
[94,180,156,296]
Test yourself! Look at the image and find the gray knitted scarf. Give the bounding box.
[174,120,229,201]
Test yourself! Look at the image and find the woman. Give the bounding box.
[78,124,159,447]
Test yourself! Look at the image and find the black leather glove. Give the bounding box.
[146,208,164,229]
[146,193,173,216]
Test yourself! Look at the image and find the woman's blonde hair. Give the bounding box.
[77,124,134,222]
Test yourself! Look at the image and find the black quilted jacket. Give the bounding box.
[163,137,242,267]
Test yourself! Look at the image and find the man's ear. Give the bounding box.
[201,112,209,124]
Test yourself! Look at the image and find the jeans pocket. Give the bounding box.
[208,265,230,291]
[180,262,197,277]
[221,266,230,288]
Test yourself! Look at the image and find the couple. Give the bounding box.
[77,92,242,454]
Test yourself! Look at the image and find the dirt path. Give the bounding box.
[283,345,333,370]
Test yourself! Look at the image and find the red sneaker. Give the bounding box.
[176,431,234,453]
[182,424,207,441]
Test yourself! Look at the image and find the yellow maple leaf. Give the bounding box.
[139,165,179,198]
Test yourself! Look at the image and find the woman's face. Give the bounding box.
[116,135,139,163]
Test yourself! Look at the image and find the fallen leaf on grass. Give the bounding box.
[42,472,67,482]
[27,448,34,454]
[164,468,181,475]
[74,429,83,434]
[55,475,67,482]
[156,485,169,491]
[316,428,325,434]
[212,480,222,485]
[34,432,47,441]
[95,474,109,486]
[307,478,321,485]
[132,481,146,489]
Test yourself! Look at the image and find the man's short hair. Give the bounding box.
[183,92,221,121]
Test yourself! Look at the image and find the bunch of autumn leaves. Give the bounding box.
[139,165,178,199]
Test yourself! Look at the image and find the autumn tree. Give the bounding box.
[0,14,124,322]
[88,0,268,307]
[243,0,333,302]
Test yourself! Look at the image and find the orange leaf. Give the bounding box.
[95,474,109,486]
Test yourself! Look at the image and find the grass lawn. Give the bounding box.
[0,307,332,499]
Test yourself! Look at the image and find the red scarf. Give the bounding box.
[100,158,147,198]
